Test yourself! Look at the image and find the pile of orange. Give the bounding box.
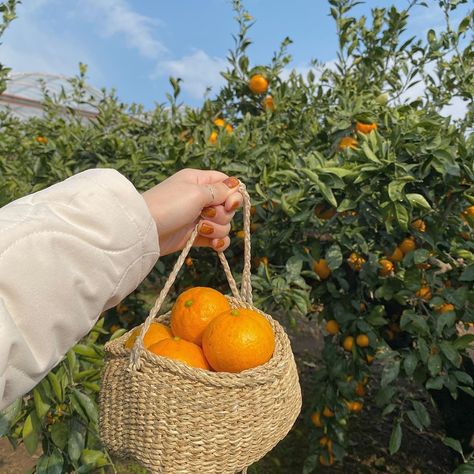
[125,287,275,373]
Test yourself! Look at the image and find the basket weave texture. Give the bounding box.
[99,184,302,473]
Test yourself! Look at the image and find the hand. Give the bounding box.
[142,168,242,256]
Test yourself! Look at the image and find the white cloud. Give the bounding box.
[82,0,166,59]
[154,50,227,99]
[1,2,103,83]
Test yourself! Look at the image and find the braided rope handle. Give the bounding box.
[130,182,253,370]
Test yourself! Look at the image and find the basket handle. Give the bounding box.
[130,182,253,370]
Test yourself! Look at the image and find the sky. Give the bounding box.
[0,0,471,115]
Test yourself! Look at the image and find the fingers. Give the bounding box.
[197,221,231,240]
[201,205,235,225]
[224,191,243,212]
[194,236,231,252]
[199,176,240,207]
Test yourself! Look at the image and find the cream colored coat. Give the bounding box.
[0,169,160,410]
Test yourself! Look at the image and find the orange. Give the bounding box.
[185,257,193,267]
[262,95,275,111]
[412,219,426,232]
[35,136,48,144]
[225,123,233,133]
[339,136,358,150]
[343,336,354,352]
[319,453,335,466]
[213,118,225,127]
[170,287,230,345]
[255,256,269,267]
[366,354,374,364]
[209,131,218,144]
[399,237,416,254]
[323,406,334,418]
[236,230,246,239]
[348,252,365,271]
[436,303,454,313]
[248,74,269,94]
[356,334,370,347]
[319,437,333,451]
[325,320,340,335]
[360,303,367,313]
[387,246,403,263]
[346,401,363,412]
[202,308,275,373]
[313,259,331,280]
[315,203,337,220]
[379,259,394,277]
[355,383,366,397]
[250,206,257,216]
[462,205,474,219]
[355,121,377,134]
[311,411,323,427]
[416,286,432,301]
[125,322,172,350]
[149,336,210,370]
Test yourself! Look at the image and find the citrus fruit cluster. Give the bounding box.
[125,287,275,373]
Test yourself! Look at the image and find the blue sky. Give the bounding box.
[1,0,470,110]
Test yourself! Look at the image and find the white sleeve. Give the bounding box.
[0,168,160,409]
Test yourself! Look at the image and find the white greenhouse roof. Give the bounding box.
[0,72,102,120]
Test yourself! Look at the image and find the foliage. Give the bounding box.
[0,0,473,472]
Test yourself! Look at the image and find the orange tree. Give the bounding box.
[0,0,473,472]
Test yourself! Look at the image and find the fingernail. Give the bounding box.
[199,223,214,235]
[223,177,239,188]
[201,207,216,218]
[230,201,240,211]
[215,239,225,249]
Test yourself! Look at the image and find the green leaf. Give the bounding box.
[417,337,429,363]
[72,389,98,423]
[47,372,63,402]
[286,256,303,276]
[389,422,402,454]
[413,400,430,427]
[413,249,430,264]
[326,244,343,270]
[36,449,64,474]
[403,352,418,376]
[362,142,381,163]
[388,177,415,201]
[428,353,442,376]
[80,449,108,468]
[22,413,40,455]
[50,422,68,450]
[381,359,400,387]
[453,462,474,474]
[406,193,431,209]
[459,265,474,282]
[303,454,318,474]
[33,387,50,420]
[453,371,473,386]
[443,437,463,456]
[439,341,461,367]
[436,311,456,336]
[301,169,337,207]
[68,429,85,463]
[453,334,474,350]
[407,410,423,431]
[394,202,409,230]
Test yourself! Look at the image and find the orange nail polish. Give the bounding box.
[223,176,239,188]
[200,223,214,235]
[201,207,217,218]
[231,201,240,211]
[215,239,225,249]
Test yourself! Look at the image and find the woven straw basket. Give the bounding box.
[99,184,302,474]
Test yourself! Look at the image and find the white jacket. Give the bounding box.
[0,169,160,410]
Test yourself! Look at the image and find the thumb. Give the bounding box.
[199,177,240,207]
